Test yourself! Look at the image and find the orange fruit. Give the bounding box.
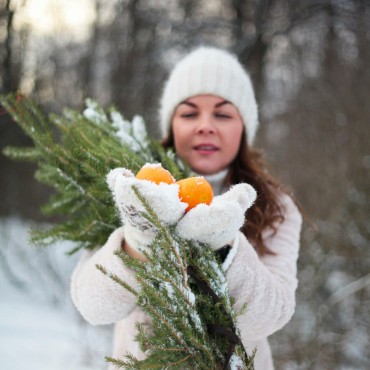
[176,177,214,212]
[136,164,175,185]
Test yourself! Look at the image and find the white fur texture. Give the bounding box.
[176,183,257,250]
[107,167,187,251]
[107,167,187,224]
[71,194,303,370]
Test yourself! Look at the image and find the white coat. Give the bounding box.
[71,193,302,369]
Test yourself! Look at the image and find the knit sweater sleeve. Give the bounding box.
[70,227,139,325]
[225,193,302,340]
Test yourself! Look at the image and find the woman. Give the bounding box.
[71,46,302,369]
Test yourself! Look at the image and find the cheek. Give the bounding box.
[172,123,190,155]
[226,127,243,157]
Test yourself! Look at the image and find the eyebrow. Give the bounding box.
[179,99,232,108]
[215,100,231,108]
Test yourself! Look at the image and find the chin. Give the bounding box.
[191,166,223,176]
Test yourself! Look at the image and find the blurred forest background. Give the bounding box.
[1,0,369,369]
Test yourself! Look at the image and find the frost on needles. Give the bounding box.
[1,93,255,369]
[97,186,255,369]
[1,94,189,254]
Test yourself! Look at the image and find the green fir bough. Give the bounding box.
[1,93,190,253]
[98,186,255,369]
[1,93,255,369]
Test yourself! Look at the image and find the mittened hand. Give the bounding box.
[175,183,257,250]
[107,167,187,252]
[107,164,257,254]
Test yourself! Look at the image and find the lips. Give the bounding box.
[193,144,219,151]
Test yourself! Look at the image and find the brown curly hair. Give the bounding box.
[162,130,289,255]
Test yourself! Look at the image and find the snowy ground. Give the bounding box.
[0,218,112,370]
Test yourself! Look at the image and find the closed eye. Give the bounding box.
[181,112,198,118]
[215,112,232,119]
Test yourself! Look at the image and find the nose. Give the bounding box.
[196,114,215,134]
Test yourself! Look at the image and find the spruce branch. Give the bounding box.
[131,185,189,290]
[1,93,187,253]
[2,93,255,368]
[101,186,254,369]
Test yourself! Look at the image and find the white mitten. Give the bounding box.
[107,167,187,253]
[175,183,257,250]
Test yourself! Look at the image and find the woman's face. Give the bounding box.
[172,94,244,175]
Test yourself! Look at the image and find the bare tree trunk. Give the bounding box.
[230,0,271,100]
[2,0,15,93]
[81,0,102,98]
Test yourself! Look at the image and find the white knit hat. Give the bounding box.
[159,46,259,145]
